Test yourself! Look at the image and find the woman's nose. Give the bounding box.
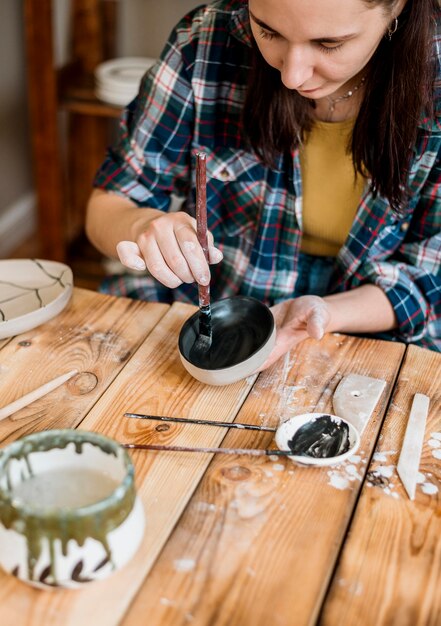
[280,44,314,90]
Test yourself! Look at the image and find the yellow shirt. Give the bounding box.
[300,119,366,257]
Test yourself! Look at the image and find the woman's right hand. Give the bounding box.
[116,212,223,288]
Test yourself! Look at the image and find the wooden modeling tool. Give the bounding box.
[397,393,430,500]
[0,369,78,421]
[190,151,212,356]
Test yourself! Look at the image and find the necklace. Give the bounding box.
[326,76,366,121]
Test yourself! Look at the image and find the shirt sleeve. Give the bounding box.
[93,11,198,210]
[355,143,441,346]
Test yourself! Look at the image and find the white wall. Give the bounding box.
[53,0,199,65]
[119,0,198,58]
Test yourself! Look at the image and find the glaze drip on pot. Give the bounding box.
[0,430,135,586]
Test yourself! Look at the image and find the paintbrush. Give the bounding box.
[122,443,294,457]
[124,412,277,432]
[191,151,212,356]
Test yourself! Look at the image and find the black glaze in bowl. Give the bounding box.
[287,415,351,458]
[179,296,274,370]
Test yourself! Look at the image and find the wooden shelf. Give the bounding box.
[24,0,119,262]
[58,62,122,118]
[60,97,122,118]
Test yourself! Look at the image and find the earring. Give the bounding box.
[387,17,398,40]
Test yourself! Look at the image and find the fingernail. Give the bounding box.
[130,258,146,271]
[198,274,209,285]
[210,247,223,262]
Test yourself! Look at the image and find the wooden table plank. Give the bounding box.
[0,301,260,626]
[322,345,441,626]
[119,333,406,626]
[0,288,168,445]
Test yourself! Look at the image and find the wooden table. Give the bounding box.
[0,288,439,626]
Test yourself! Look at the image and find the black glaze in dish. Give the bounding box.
[287,415,351,458]
[179,296,274,370]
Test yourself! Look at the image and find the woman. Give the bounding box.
[86,0,441,368]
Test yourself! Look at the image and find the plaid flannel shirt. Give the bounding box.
[94,0,441,351]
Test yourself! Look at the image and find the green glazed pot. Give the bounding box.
[0,429,145,589]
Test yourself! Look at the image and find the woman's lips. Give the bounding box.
[298,86,321,94]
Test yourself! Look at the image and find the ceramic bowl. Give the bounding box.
[178,296,275,386]
[95,57,157,106]
[275,413,360,466]
[0,259,73,339]
[0,429,145,589]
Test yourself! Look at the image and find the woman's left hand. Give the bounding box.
[258,296,331,371]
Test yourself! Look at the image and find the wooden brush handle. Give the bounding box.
[196,152,210,306]
[123,443,291,456]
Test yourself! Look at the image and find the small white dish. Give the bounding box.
[94,57,156,106]
[178,296,275,386]
[95,57,156,86]
[0,259,73,339]
[95,87,138,107]
[275,413,360,466]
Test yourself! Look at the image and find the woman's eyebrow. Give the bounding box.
[310,34,357,43]
[249,11,279,34]
[249,10,357,42]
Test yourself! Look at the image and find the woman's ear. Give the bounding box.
[385,0,408,40]
[392,0,409,18]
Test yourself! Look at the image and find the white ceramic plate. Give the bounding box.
[94,57,157,87]
[95,87,138,106]
[0,259,73,339]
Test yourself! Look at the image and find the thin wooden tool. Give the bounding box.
[0,369,78,421]
[124,413,277,432]
[397,393,430,500]
[122,443,293,456]
[192,151,212,354]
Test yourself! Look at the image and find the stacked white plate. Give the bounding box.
[95,57,157,106]
[0,259,73,339]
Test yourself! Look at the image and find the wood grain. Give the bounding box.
[0,301,259,625]
[322,345,441,626]
[118,333,405,626]
[0,288,168,445]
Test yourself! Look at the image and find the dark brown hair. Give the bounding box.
[243,0,439,212]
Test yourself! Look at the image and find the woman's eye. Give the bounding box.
[319,42,344,54]
[259,27,277,41]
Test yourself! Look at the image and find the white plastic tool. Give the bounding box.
[397,393,430,500]
[332,373,386,434]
